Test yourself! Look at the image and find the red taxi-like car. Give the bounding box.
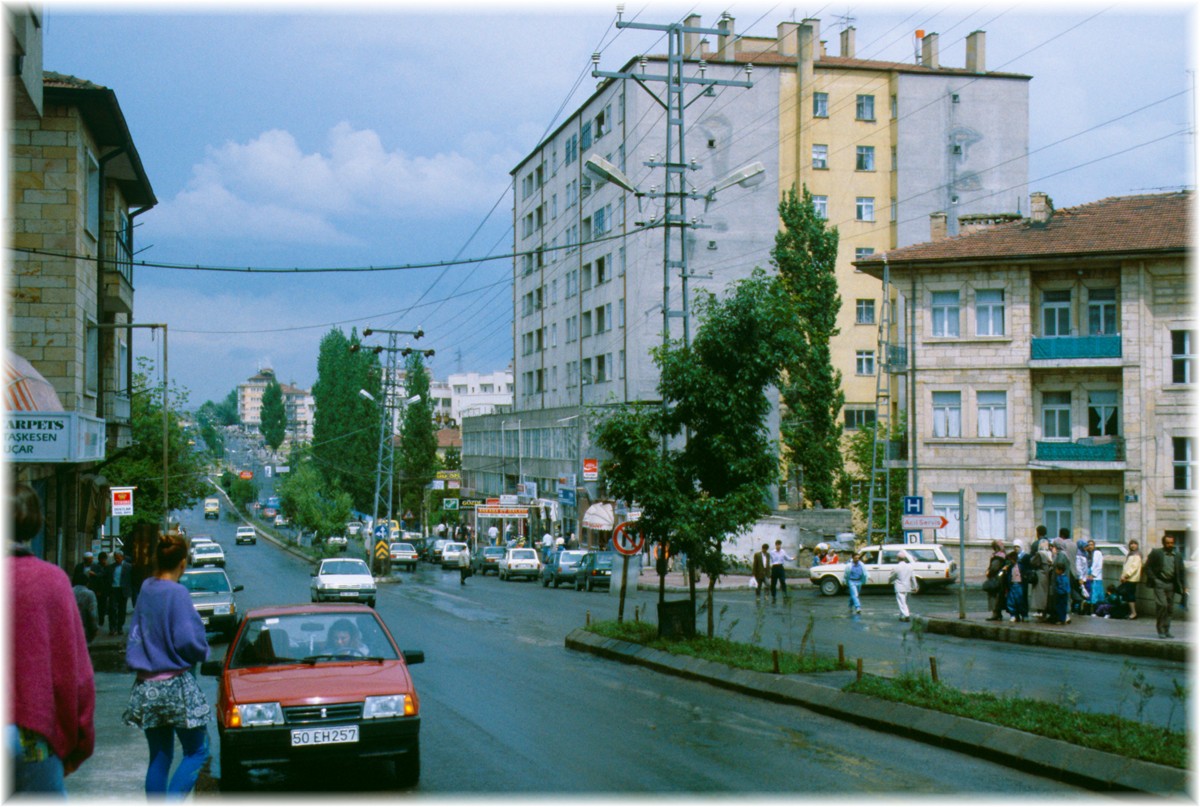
[201,603,424,790]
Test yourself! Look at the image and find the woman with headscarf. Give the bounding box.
[1004,539,1029,622]
[1028,538,1053,620]
[984,540,1007,621]
[1118,539,1143,619]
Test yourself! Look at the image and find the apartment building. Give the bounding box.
[237,367,315,442]
[859,191,1193,572]
[7,7,157,565]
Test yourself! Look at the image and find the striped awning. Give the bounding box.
[5,351,64,412]
[581,502,614,531]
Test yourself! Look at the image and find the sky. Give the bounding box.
[33,0,1197,406]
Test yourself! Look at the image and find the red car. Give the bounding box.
[201,604,424,790]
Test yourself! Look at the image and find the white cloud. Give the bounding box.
[151,123,512,244]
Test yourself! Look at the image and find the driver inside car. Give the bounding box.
[325,618,370,657]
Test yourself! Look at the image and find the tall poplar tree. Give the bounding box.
[312,328,381,513]
[259,380,287,451]
[398,353,438,528]
[772,186,845,508]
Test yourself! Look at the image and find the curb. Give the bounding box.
[565,628,1188,795]
[919,616,1188,662]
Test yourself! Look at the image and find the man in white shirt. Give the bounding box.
[769,540,794,602]
[889,551,916,622]
[487,524,499,545]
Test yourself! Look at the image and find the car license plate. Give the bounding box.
[340,591,359,598]
[290,725,358,747]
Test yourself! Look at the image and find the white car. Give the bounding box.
[190,535,216,547]
[235,525,256,545]
[274,514,289,528]
[326,534,348,551]
[440,542,469,569]
[809,543,957,596]
[345,521,363,537]
[389,542,419,571]
[190,542,226,568]
[498,548,541,581]
[310,558,377,608]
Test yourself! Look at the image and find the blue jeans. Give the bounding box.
[7,726,65,797]
[848,581,862,610]
[144,726,209,798]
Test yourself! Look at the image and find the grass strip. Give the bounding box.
[586,620,846,674]
[845,673,1186,770]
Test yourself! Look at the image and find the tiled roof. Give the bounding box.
[43,71,108,91]
[643,51,1030,79]
[859,192,1192,267]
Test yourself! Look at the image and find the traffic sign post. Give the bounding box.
[903,496,924,515]
[903,530,923,544]
[611,521,645,625]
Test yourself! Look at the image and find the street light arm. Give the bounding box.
[584,155,641,196]
[706,161,765,197]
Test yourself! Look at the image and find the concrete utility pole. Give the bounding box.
[591,10,754,353]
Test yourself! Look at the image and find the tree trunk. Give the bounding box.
[706,576,716,637]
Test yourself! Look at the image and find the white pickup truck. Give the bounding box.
[235,525,257,545]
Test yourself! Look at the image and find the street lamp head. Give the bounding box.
[358,389,376,402]
[404,394,421,405]
[584,155,640,195]
[363,328,374,337]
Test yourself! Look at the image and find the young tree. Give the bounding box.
[842,419,908,541]
[398,353,438,529]
[259,380,287,451]
[594,269,802,636]
[773,186,845,508]
[276,447,353,543]
[312,328,381,513]
[103,359,209,536]
[213,388,240,426]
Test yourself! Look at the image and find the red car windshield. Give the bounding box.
[230,612,399,668]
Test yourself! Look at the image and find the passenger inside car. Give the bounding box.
[325,618,370,657]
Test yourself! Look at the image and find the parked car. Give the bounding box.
[235,525,257,546]
[541,549,587,588]
[311,558,377,608]
[439,542,469,569]
[471,546,506,576]
[389,542,419,571]
[808,543,957,596]
[429,539,451,564]
[191,542,227,568]
[345,521,363,537]
[498,548,541,581]
[326,534,348,552]
[201,604,424,790]
[574,551,615,591]
[179,567,244,641]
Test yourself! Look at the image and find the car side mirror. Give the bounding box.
[401,650,424,665]
[233,585,245,593]
[200,660,223,676]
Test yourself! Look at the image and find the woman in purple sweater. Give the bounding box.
[123,532,210,797]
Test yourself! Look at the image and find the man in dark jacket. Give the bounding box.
[985,540,1007,621]
[104,550,134,635]
[1145,534,1187,638]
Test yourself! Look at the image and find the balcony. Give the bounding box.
[104,391,131,424]
[883,343,907,372]
[1030,334,1121,361]
[1032,436,1125,464]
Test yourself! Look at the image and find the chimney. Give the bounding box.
[920,32,939,68]
[1030,192,1054,224]
[800,17,821,62]
[965,30,986,73]
[717,13,736,62]
[776,21,800,58]
[840,26,856,58]
[930,211,948,241]
[683,14,702,58]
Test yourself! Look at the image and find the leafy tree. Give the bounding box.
[276,447,353,542]
[842,419,908,541]
[221,470,258,509]
[398,352,438,528]
[213,388,240,426]
[594,270,801,636]
[312,328,381,513]
[195,403,225,459]
[259,379,287,451]
[773,186,844,508]
[102,359,209,536]
[441,446,461,471]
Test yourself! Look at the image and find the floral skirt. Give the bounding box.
[122,672,209,731]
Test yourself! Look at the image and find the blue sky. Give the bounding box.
[38,2,1195,405]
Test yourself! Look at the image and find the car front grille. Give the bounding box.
[283,702,363,725]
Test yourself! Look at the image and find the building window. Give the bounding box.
[1174,437,1196,490]
[931,291,960,337]
[1087,389,1119,437]
[855,350,875,375]
[1042,289,1071,337]
[890,94,898,119]
[812,144,828,169]
[566,270,578,298]
[977,390,1008,438]
[581,311,593,338]
[976,493,1007,541]
[1042,492,1073,538]
[855,145,875,171]
[565,134,578,165]
[85,318,99,395]
[1172,330,1195,383]
[581,121,593,150]
[855,197,874,221]
[932,391,962,438]
[1042,391,1072,440]
[812,195,828,220]
[618,299,625,328]
[85,149,100,238]
[855,94,875,121]
[855,247,875,261]
[1090,494,1121,542]
[855,299,876,325]
[844,407,876,431]
[933,492,961,541]
[566,316,577,343]
[1087,288,1118,335]
[975,289,1005,336]
[813,92,828,117]
[619,350,625,379]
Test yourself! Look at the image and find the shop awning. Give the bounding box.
[581,502,614,531]
[5,351,64,412]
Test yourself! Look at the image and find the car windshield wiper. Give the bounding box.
[300,654,387,664]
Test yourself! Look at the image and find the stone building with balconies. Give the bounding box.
[7,7,157,567]
[859,191,1193,572]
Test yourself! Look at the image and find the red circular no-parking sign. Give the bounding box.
[612,521,645,556]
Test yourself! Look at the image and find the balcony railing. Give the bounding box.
[883,343,907,372]
[1030,334,1121,361]
[105,391,131,424]
[1034,436,1125,463]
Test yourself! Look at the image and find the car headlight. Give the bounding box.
[231,702,284,728]
[364,694,414,719]
[213,604,233,615]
